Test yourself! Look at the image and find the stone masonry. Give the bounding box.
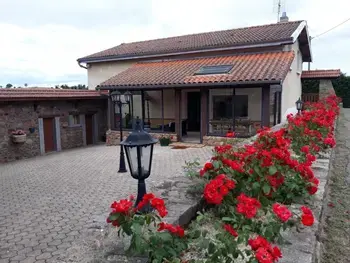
[106,129,178,145]
[0,99,107,163]
[319,79,336,99]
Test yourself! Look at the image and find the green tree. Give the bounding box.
[5,83,12,88]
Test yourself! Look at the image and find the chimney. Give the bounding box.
[279,12,289,22]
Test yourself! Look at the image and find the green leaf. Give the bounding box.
[260,196,270,206]
[252,182,260,190]
[262,183,271,194]
[109,213,119,221]
[222,217,235,222]
[191,230,201,239]
[157,232,173,242]
[213,161,220,169]
[208,242,215,254]
[269,165,277,175]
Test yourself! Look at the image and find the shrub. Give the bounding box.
[107,94,340,263]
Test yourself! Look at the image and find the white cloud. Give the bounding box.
[0,0,349,86]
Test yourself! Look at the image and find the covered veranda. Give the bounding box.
[98,52,293,145]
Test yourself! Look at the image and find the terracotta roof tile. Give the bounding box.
[301,69,341,79]
[0,88,108,101]
[99,51,295,88]
[79,21,303,62]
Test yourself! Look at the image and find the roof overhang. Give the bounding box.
[291,21,312,62]
[301,69,341,80]
[98,80,282,90]
[77,40,293,64]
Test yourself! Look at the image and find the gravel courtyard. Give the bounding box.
[0,145,212,263]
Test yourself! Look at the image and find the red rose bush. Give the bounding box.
[107,94,339,263]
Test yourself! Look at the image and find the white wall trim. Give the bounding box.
[291,21,307,42]
[38,118,45,155]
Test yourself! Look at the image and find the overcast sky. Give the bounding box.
[0,0,349,87]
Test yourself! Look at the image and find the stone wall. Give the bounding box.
[0,103,41,162]
[106,129,178,146]
[319,79,336,98]
[0,99,107,163]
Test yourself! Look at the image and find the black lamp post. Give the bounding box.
[121,117,158,213]
[295,97,303,115]
[111,91,132,173]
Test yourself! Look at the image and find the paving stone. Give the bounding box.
[0,145,212,261]
[9,255,26,261]
[35,253,52,260]
[18,257,36,263]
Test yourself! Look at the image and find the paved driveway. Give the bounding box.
[0,145,212,263]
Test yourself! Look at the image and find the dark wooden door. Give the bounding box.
[85,115,93,145]
[43,118,55,153]
[187,92,201,131]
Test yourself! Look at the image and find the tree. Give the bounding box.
[5,83,12,88]
[24,83,28,87]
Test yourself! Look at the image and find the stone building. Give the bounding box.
[0,88,108,163]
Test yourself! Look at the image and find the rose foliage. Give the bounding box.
[107,94,340,263]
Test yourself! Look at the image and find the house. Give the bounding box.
[77,16,312,145]
[0,88,108,163]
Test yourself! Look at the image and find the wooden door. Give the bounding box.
[85,115,93,145]
[43,118,55,153]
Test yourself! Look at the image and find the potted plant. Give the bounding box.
[159,135,171,146]
[11,130,27,143]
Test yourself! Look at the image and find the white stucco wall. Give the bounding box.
[281,42,303,118]
[87,61,135,89]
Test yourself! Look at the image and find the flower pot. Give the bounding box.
[12,134,26,143]
[160,141,170,146]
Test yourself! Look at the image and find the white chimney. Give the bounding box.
[279,12,289,22]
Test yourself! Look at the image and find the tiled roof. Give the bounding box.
[78,21,303,62]
[0,88,108,101]
[99,51,294,88]
[301,69,341,79]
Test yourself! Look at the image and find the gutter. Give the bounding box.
[77,62,90,69]
[77,40,293,64]
[98,80,282,90]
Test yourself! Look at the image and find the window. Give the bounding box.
[212,95,248,119]
[234,95,248,118]
[194,65,233,75]
[68,115,80,126]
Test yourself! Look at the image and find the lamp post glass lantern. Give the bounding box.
[121,118,158,212]
[295,97,303,115]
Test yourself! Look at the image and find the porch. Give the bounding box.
[97,52,292,145]
[104,84,282,145]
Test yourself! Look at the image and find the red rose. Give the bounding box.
[300,206,314,226]
[204,162,214,171]
[226,132,235,137]
[223,224,238,237]
[272,203,292,222]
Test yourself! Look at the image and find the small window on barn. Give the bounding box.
[194,65,233,75]
[68,115,81,127]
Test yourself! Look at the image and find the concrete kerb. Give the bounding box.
[312,116,339,263]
